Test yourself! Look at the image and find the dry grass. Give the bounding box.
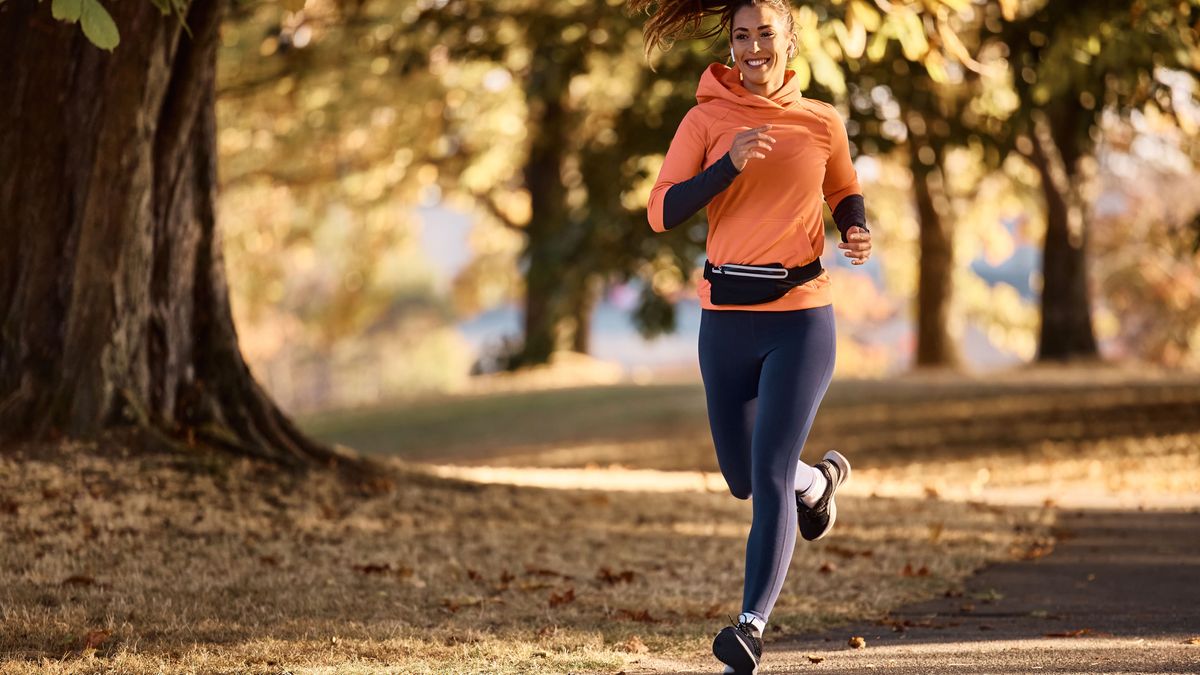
[0,439,1051,674]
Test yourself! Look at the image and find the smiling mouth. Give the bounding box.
[743,57,771,69]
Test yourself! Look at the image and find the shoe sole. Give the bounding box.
[712,627,758,674]
[810,450,851,542]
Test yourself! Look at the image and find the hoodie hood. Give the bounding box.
[696,62,803,110]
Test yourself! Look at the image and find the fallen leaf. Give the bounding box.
[848,636,866,649]
[966,500,1006,515]
[587,493,610,506]
[1012,540,1055,560]
[440,595,483,613]
[81,629,110,650]
[900,563,929,577]
[979,624,994,631]
[614,608,656,623]
[960,603,975,613]
[806,654,825,663]
[619,635,649,653]
[596,567,636,584]
[62,575,95,586]
[1183,636,1200,645]
[548,587,576,608]
[259,555,280,567]
[819,562,837,574]
[826,544,872,558]
[360,477,395,495]
[1045,628,1093,638]
[499,569,516,583]
[466,568,483,581]
[1050,527,1077,540]
[525,565,573,579]
[703,603,723,619]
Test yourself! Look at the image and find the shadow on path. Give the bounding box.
[759,508,1200,674]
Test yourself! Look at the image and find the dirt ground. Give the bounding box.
[0,438,1049,674]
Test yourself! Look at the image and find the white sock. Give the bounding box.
[737,612,766,637]
[796,461,827,508]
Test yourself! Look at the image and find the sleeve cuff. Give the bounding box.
[832,194,867,243]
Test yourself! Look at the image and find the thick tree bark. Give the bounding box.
[0,0,345,465]
[910,160,961,368]
[1027,110,1099,362]
[515,49,572,367]
[568,276,598,355]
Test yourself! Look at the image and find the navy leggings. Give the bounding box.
[698,304,837,622]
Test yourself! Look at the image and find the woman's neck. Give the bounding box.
[740,70,786,99]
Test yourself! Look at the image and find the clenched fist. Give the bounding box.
[729,124,776,172]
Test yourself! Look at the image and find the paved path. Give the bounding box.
[640,508,1200,674]
[762,508,1200,674]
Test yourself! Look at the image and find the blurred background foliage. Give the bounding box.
[208,0,1200,413]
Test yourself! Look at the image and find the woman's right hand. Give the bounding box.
[729,124,776,172]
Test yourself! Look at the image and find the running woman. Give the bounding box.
[630,1,872,672]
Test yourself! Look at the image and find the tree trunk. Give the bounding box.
[569,276,598,355]
[0,0,344,466]
[515,50,571,368]
[1027,111,1099,362]
[911,160,961,368]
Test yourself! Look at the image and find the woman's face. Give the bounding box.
[730,4,795,86]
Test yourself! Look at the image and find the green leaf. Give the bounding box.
[51,0,83,22]
[79,0,119,50]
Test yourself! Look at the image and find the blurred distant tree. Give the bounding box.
[400,0,714,367]
[400,0,995,367]
[995,0,1200,361]
[838,9,990,369]
[0,0,345,464]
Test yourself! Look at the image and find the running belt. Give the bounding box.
[703,257,824,305]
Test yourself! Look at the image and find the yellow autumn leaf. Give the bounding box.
[866,26,891,62]
[849,0,881,32]
[937,18,982,70]
[834,17,868,59]
[938,0,972,11]
[898,11,929,60]
[791,55,812,90]
[924,49,949,84]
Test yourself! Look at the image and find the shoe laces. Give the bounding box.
[726,614,764,655]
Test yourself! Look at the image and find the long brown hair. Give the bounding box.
[626,0,796,71]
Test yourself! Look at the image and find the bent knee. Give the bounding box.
[728,484,752,500]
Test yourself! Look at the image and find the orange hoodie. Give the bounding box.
[647,62,862,312]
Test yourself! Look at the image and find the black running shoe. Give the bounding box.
[712,614,762,675]
[796,449,851,541]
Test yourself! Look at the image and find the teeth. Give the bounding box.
[746,58,769,66]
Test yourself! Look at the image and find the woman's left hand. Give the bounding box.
[838,226,872,265]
